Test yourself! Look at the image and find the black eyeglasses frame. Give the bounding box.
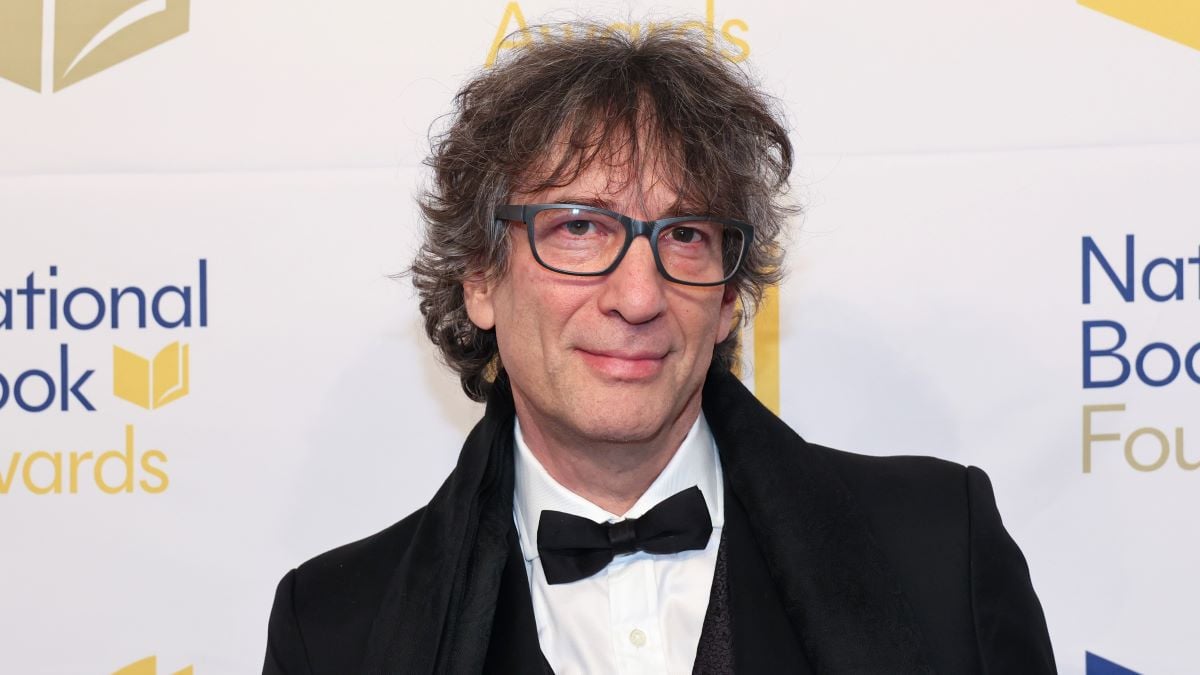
[494,203,754,287]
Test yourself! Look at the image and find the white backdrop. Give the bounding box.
[2,1,1198,673]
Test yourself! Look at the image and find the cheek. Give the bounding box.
[492,271,580,358]
[670,291,730,345]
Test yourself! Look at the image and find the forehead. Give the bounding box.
[510,120,703,214]
[521,161,672,209]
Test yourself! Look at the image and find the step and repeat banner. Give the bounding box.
[2,1,1197,673]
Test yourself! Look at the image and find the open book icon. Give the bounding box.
[0,0,190,93]
[113,342,190,410]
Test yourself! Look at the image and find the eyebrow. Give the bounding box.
[549,195,617,212]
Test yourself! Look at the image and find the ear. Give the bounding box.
[715,286,739,343]
[462,274,496,330]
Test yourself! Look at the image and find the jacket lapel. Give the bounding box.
[483,526,555,674]
[702,367,934,673]
[724,485,814,674]
[361,378,518,675]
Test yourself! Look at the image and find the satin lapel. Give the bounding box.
[702,368,934,673]
[484,526,555,674]
[362,379,517,675]
[724,484,813,674]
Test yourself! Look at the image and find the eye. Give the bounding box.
[562,219,596,236]
[667,226,703,244]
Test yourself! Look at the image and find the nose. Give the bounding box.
[597,236,668,325]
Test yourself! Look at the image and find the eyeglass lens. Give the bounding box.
[530,207,744,284]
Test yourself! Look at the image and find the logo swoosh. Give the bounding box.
[61,0,167,79]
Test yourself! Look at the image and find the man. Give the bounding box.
[264,23,1056,674]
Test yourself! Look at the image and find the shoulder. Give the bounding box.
[806,444,1016,552]
[292,506,426,606]
[812,444,976,519]
[812,443,969,489]
[801,444,1055,673]
[803,443,1014,572]
[265,508,426,675]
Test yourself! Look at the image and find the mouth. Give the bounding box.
[576,348,668,380]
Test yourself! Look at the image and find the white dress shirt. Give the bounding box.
[512,413,725,675]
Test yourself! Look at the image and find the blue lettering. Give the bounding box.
[59,343,94,411]
[64,287,105,330]
[0,345,94,412]
[15,272,45,328]
[1083,320,1130,388]
[199,259,207,327]
[1083,235,1134,304]
[1,262,212,332]
[48,266,58,329]
[0,288,10,329]
[1142,257,1185,302]
[111,287,147,328]
[152,286,191,328]
[1188,343,1200,384]
[1135,342,1181,387]
[14,369,54,412]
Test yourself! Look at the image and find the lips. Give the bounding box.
[576,347,667,379]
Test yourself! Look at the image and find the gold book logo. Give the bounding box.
[0,0,190,93]
[1079,0,1200,52]
[113,341,189,409]
[113,656,193,675]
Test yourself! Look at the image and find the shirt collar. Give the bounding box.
[512,412,724,563]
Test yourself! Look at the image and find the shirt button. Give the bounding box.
[629,628,647,647]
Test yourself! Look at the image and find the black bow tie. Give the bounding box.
[536,486,713,585]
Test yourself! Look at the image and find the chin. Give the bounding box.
[569,405,674,445]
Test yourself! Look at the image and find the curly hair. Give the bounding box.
[411,21,795,401]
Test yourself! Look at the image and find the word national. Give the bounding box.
[0,260,208,331]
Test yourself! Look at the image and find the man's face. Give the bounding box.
[462,156,737,451]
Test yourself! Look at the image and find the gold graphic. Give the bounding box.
[113,342,189,409]
[0,0,43,91]
[486,0,750,67]
[114,656,193,675]
[1079,0,1200,52]
[0,424,170,495]
[753,285,780,414]
[54,0,190,91]
[0,0,189,93]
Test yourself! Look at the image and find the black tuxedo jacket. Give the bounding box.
[264,368,1056,674]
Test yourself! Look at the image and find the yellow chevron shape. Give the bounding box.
[113,655,193,675]
[1079,0,1200,52]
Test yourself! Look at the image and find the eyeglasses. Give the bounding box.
[494,203,753,286]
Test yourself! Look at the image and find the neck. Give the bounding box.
[513,395,702,515]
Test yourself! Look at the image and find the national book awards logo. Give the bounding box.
[0,0,189,93]
[0,259,207,495]
[1079,235,1199,474]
